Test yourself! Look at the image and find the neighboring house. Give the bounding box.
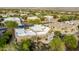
[44,16,54,23]
[20,14,27,16]
[51,20,79,34]
[14,25,50,42]
[27,16,40,20]
[25,16,41,24]
[0,14,8,18]
[2,17,24,26]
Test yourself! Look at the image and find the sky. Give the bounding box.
[0,0,79,7]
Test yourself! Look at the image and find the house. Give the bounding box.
[51,20,79,34]
[2,17,23,26]
[26,16,41,24]
[20,14,27,16]
[14,25,50,42]
[44,16,54,23]
[27,16,40,20]
[6,13,17,16]
[0,14,8,17]
[15,28,36,42]
[30,25,50,36]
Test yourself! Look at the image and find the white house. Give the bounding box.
[30,25,50,36]
[3,17,23,26]
[14,25,50,42]
[44,16,53,22]
[27,16,40,20]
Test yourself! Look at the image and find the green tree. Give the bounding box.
[68,15,76,20]
[63,35,78,50]
[27,18,41,24]
[5,21,18,29]
[0,37,7,48]
[4,21,18,45]
[58,15,69,22]
[49,36,66,51]
[0,31,12,48]
[58,15,76,22]
[37,16,45,21]
[54,31,61,37]
[15,39,31,51]
[5,20,18,37]
[53,14,58,19]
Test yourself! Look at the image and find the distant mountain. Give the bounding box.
[0,7,79,11]
[27,7,79,11]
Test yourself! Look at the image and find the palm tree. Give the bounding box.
[5,21,18,41]
[5,21,18,29]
